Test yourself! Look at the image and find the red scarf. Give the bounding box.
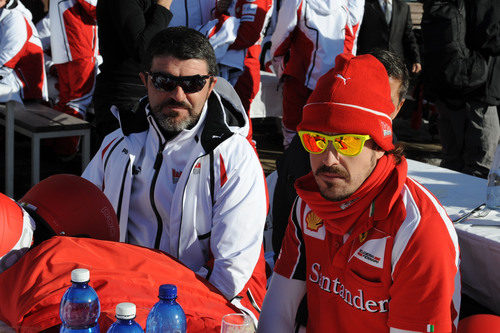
[295,155,408,235]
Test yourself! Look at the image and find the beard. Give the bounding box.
[314,153,378,202]
[150,99,201,133]
[315,164,351,201]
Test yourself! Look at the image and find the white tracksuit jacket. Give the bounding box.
[0,7,47,102]
[49,0,98,64]
[82,79,267,301]
[270,0,364,90]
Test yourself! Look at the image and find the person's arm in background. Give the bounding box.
[401,2,421,73]
[269,0,301,77]
[107,0,173,64]
[0,11,28,71]
[75,0,98,20]
[227,0,272,50]
[0,10,28,102]
[345,0,364,54]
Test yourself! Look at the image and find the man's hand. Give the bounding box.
[412,63,422,74]
[156,0,173,10]
[41,0,49,12]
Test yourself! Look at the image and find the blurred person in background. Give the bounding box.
[269,0,364,148]
[47,0,99,156]
[0,0,47,103]
[357,0,421,75]
[422,0,500,178]
[207,0,272,119]
[93,0,172,146]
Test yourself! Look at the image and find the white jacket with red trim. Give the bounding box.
[0,7,47,101]
[270,0,364,90]
[49,0,97,64]
[199,0,272,76]
[82,78,267,318]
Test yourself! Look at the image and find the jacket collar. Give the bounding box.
[117,77,248,153]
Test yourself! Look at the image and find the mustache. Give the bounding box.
[158,99,191,111]
[315,165,349,178]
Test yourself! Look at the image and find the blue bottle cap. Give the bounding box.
[159,284,177,299]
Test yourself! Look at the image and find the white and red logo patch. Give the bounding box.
[351,237,388,269]
[380,120,392,137]
[193,162,201,175]
[172,169,182,184]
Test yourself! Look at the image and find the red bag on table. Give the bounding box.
[0,236,240,332]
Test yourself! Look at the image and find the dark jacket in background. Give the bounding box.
[93,0,172,145]
[357,0,420,65]
[465,0,500,106]
[96,0,172,85]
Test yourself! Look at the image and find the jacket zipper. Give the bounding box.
[151,141,167,249]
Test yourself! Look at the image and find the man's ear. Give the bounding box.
[139,72,147,87]
[207,76,217,95]
[390,98,405,120]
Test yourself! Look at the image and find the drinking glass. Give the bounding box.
[221,313,255,333]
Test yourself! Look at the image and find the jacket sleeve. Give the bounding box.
[257,273,306,332]
[108,0,173,63]
[0,11,28,69]
[466,0,500,56]
[81,134,118,190]
[208,137,268,300]
[345,0,365,55]
[228,0,272,50]
[270,0,301,58]
[75,0,97,20]
[402,3,420,64]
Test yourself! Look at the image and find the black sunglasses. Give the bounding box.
[145,72,213,94]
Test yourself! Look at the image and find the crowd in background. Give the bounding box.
[0,0,498,174]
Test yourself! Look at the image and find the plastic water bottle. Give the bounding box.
[60,268,100,332]
[107,303,144,332]
[486,144,500,209]
[145,284,186,333]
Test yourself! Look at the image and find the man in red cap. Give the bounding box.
[258,53,460,333]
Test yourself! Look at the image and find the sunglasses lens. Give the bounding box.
[300,132,327,153]
[333,135,364,156]
[150,73,208,93]
[181,77,206,93]
[151,74,177,91]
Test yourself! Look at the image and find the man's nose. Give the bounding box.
[171,85,187,101]
[321,143,341,166]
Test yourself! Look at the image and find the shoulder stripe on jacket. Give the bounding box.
[290,198,307,280]
[103,137,124,172]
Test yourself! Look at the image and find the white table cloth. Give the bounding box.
[407,159,500,314]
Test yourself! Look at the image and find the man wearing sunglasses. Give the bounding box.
[83,27,267,321]
[258,53,460,332]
